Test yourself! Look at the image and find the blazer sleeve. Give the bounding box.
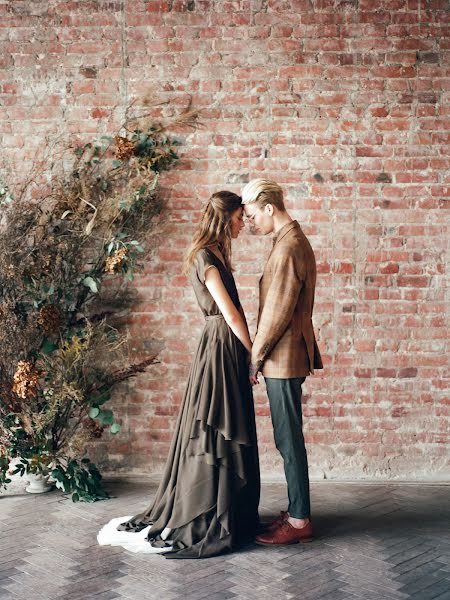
[251,250,304,371]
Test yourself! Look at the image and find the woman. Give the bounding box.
[98,191,260,558]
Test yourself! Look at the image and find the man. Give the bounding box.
[241,178,323,545]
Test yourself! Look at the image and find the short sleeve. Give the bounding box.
[195,249,218,284]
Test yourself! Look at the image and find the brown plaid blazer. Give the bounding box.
[252,220,323,379]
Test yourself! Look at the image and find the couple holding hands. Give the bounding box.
[98,178,323,559]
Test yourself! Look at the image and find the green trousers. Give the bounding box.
[265,377,310,519]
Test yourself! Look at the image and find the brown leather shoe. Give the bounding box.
[255,519,313,545]
[264,510,288,532]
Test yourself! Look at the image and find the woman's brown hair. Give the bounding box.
[184,191,242,273]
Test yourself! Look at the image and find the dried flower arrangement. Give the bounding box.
[0,96,199,501]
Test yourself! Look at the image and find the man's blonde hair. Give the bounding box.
[241,178,285,210]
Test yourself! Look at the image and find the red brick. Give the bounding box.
[376,368,397,378]
[354,369,373,378]
[398,368,418,378]
[380,263,400,274]
[397,276,430,288]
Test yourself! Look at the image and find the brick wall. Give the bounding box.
[1,0,449,480]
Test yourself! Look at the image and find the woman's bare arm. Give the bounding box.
[204,267,252,354]
[238,305,250,337]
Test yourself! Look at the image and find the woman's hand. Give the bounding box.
[249,362,260,386]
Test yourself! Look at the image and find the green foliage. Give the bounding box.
[52,458,109,502]
[0,180,13,206]
[0,455,12,489]
[82,276,99,294]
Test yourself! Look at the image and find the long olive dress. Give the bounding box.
[116,248,260,558]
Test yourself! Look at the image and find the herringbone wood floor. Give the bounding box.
[1,479,449,600]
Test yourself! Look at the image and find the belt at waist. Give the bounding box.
[205,314,224,321]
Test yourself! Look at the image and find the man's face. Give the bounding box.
[244,203,274,235]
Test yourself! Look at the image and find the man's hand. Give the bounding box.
[249,362,260,386]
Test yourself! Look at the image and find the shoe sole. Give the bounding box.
[255,537,313,546]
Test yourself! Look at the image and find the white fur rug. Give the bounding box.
[97,516,173,554]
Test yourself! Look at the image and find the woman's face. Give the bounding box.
[230,207,245,239]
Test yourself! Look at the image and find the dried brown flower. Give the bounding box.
[104,248,127,274]
[114,135,135,160]
[84,417,105,439]
[21,413,34,436]
[12,360,39,399]
[37,305,61,334]
[109,355,158,385]
[69,431,90,454]
[4,264,15,279]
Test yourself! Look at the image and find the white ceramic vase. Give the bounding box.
[25,472,52,494]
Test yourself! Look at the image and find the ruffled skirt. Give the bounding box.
[98,316,260,559]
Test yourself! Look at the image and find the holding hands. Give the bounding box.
[249,361,260,386]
